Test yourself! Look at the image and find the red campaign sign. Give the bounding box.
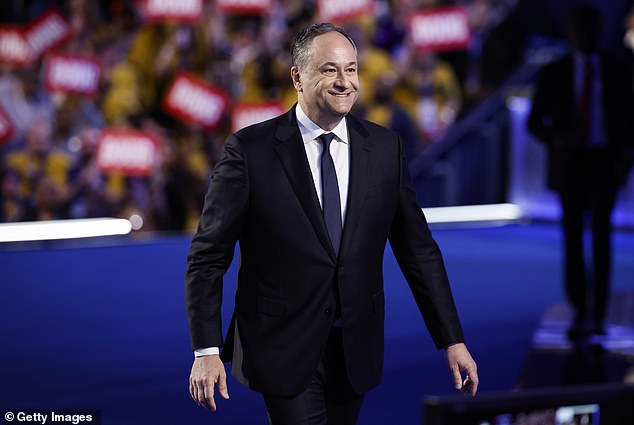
[45,53,101,97]
[232,102,284,133]
[0,26,31,66]
[96,130,159,177]
[216,0,273,15]
[162,72,229,130]
[140,0,204,23]
[409,6,471,52]
[24,10,72,60]
[0,105,14,145]
[317,0,374,23]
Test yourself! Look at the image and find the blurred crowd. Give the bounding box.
[0,0,519,232]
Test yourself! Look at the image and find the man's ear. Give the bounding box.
[291,66,302,91]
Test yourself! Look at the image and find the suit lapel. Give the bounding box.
[340,115,373,256]
[274,109,334,258]
[273,110,374,260]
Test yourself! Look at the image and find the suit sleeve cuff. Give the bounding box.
[194,347,220,357]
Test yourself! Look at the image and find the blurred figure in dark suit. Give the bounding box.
[528,4,634,340]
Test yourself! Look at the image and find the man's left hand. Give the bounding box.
[444,342,478,396]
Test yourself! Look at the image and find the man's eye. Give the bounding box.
[346,68,357,74]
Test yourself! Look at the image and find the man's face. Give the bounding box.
[292,31,359,129]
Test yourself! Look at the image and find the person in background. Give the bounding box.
[394,49,462,145]
[185,22,477,425]
[345,17,396,109]
[0,168,26,222]
[4,116,74,215]
[527,4,634,341]
[361,70,420,161]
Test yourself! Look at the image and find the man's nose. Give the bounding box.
[334,72,352,88]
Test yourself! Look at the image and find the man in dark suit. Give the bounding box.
[527,5,634,340]
[186,22,478,424]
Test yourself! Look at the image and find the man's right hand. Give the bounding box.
[189,355,230,411]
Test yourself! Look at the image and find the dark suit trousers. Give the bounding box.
[559,149,617,325]
[263,327,364,425]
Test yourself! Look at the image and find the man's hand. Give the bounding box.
[189,355,230,411]
[444,342,478,396]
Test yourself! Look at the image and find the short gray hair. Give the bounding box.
[291,22,357,71]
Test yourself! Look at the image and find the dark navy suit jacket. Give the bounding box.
[527,53,634,191]
[185,107,464,397]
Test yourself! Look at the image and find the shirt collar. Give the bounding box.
[295,104,349,145]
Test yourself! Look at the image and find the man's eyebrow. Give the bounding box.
[319,61,358,67]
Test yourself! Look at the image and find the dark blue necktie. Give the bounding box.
[318,133,342,255]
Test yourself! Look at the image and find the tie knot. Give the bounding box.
[318,133,335,149]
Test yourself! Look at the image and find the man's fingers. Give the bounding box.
[189,378,198,405]
[192,373,217,410]
[189,355,228,411]
[444,343,478,396]
[217,373,230,400]
[189,376,208,409]
[465,369,479,396]
[451,364,463,390]
[202,383,217,411]
[460,363,478,396]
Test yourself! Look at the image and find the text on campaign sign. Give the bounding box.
[0,27,31,66]
[141,0,203,22]
[232,102,284,132]
[45,54,101,96]
[162,72,229,130]
[317,0,374,23]
[409,6,470,52]
[25,10,71,59]
[216,0,274,15]
[96,130,158,177]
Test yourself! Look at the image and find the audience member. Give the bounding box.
[394,49,462,145]
[4,116,74,205]
[360,71,421,161]
[346,18,396,108]
[66,126,115,219]
[0,168,26,222]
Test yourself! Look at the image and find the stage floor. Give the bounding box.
[1,222,633,424]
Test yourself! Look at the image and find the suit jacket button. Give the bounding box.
[324,308,331,315]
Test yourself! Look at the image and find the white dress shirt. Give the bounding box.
[295,104,350,220]
[195,105,351,358]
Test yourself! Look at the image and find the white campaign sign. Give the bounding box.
[47,55,100,95]
[97,131,157,176]
[164,74,227,128]
[318,0,373,22]
[233,103,283,132]
[25,11,70,58]
[0,28,31,65]
[143,0,202,21]
[217,0,273,14]
[410,7,470,52]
